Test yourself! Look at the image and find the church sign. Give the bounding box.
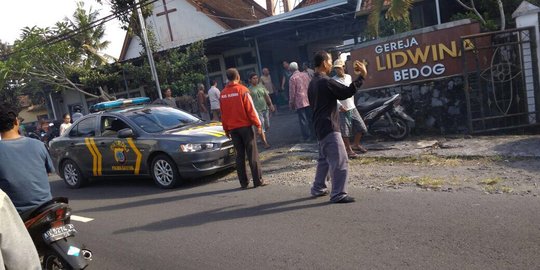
[348,22,482,90]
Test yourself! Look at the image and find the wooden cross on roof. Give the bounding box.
[157,0,177,42]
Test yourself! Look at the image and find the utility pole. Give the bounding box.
[136,2,162,99]
[435,0,441,25]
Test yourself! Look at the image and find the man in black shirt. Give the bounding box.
[307,51,367,203]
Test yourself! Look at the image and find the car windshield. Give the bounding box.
[127,106,201,133]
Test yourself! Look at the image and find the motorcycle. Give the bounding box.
[27,122,60,151]
[21,197,92,269]
[356,93,415,140]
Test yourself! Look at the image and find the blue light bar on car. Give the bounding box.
[90,97,151,112]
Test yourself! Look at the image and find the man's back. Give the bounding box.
[220,82,260,132]
[208,86,221,110]
[0,137,53,213]
[289,71,311,109]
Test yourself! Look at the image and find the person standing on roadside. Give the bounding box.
[289,62,314,142]
[0,104,53,213]
[59,113,72,136]
[72,106,83,122]
[197,83,210,121]
[162,87,178,108]
[303,62,315,79]
[208,80,221,121]
[0,188,41,270]
[308,51,367,204]
[248,72,275,149]
[260,68,278,114]
[220,68,268,189]
[281,61,292,103]
[332,59,368,159]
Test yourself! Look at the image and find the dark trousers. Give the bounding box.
[297,106,314,140]
[230,126,262,187]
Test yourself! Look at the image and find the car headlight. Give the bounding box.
[179,143,215,152]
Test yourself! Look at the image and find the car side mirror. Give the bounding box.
[117,128,136,138]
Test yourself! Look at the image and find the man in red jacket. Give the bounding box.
[220,68,268,189]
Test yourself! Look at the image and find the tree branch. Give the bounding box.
[454,0,487,25]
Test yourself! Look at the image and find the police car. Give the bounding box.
[49,97,235,189]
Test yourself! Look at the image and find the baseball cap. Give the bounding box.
[333,59,345,68]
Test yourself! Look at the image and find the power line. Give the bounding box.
[1,0,157,60]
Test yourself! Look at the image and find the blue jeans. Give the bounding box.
[296,106,314,140]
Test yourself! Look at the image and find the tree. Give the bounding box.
[96,0,157,50]
[155,40,207,96]
[66,1,112,67]
[0,1,126,101]
[366,0,414,38]
[453,0,540,31]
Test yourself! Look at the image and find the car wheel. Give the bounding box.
[151,154,181,189]
[61,159,88,189]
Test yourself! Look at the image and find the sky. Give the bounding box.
[0,0,271,59]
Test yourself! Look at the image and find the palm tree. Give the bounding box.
[366,0,414,38]
[65,1,112,68]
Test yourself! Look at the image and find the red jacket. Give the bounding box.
[219,82,261,132]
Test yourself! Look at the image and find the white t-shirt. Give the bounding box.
[60,123,72,136]
[208,86,221,110]
[333,74,355,111]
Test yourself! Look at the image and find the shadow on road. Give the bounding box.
[51,167,237,200]
[78,186,243,213]
[492,137,540,173]
[113,196,328,234]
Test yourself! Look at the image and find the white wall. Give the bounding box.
[123,0,228,60]
[515,3,540,124]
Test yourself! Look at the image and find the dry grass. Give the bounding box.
[479,177,512,194]
[386,176,445,190]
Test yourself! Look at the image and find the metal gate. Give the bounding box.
[461,27,540,133]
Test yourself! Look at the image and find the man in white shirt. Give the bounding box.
[333,59,368,158]
[208,80,221,121]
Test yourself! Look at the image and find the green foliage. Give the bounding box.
[367,0,413,38]
[98,0,153,32]
[379,17,412,37]
[155,40,207,96]
[67,1,112,67]
[0,1,116,100]
[450,11,498,31]
[453,0,540,31]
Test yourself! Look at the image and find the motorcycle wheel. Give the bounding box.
[387,116,410,141]
[151,154,181,189]
[43,253,73,270]
[61,159,88,189]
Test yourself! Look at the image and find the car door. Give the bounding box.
[95,115,141,176]
[67,116,99,177]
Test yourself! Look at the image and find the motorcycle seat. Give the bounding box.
[356,97,393,113]
[20,197,69,221]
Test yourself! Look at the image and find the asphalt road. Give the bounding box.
[51,174,540,270]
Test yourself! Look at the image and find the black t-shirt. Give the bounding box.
[307,73,363,140]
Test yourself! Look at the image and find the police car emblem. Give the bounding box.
[110,141,129,164]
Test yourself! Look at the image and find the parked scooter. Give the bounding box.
[21,197,92,269]
[356,94,415,140]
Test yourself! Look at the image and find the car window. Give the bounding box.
[127,106,200,133]
[100,116,130,137]
[69,117,96,137]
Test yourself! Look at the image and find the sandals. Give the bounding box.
[352,145,368,153]
[347,152,360,159]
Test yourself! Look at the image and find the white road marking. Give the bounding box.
[71,215,94,223]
